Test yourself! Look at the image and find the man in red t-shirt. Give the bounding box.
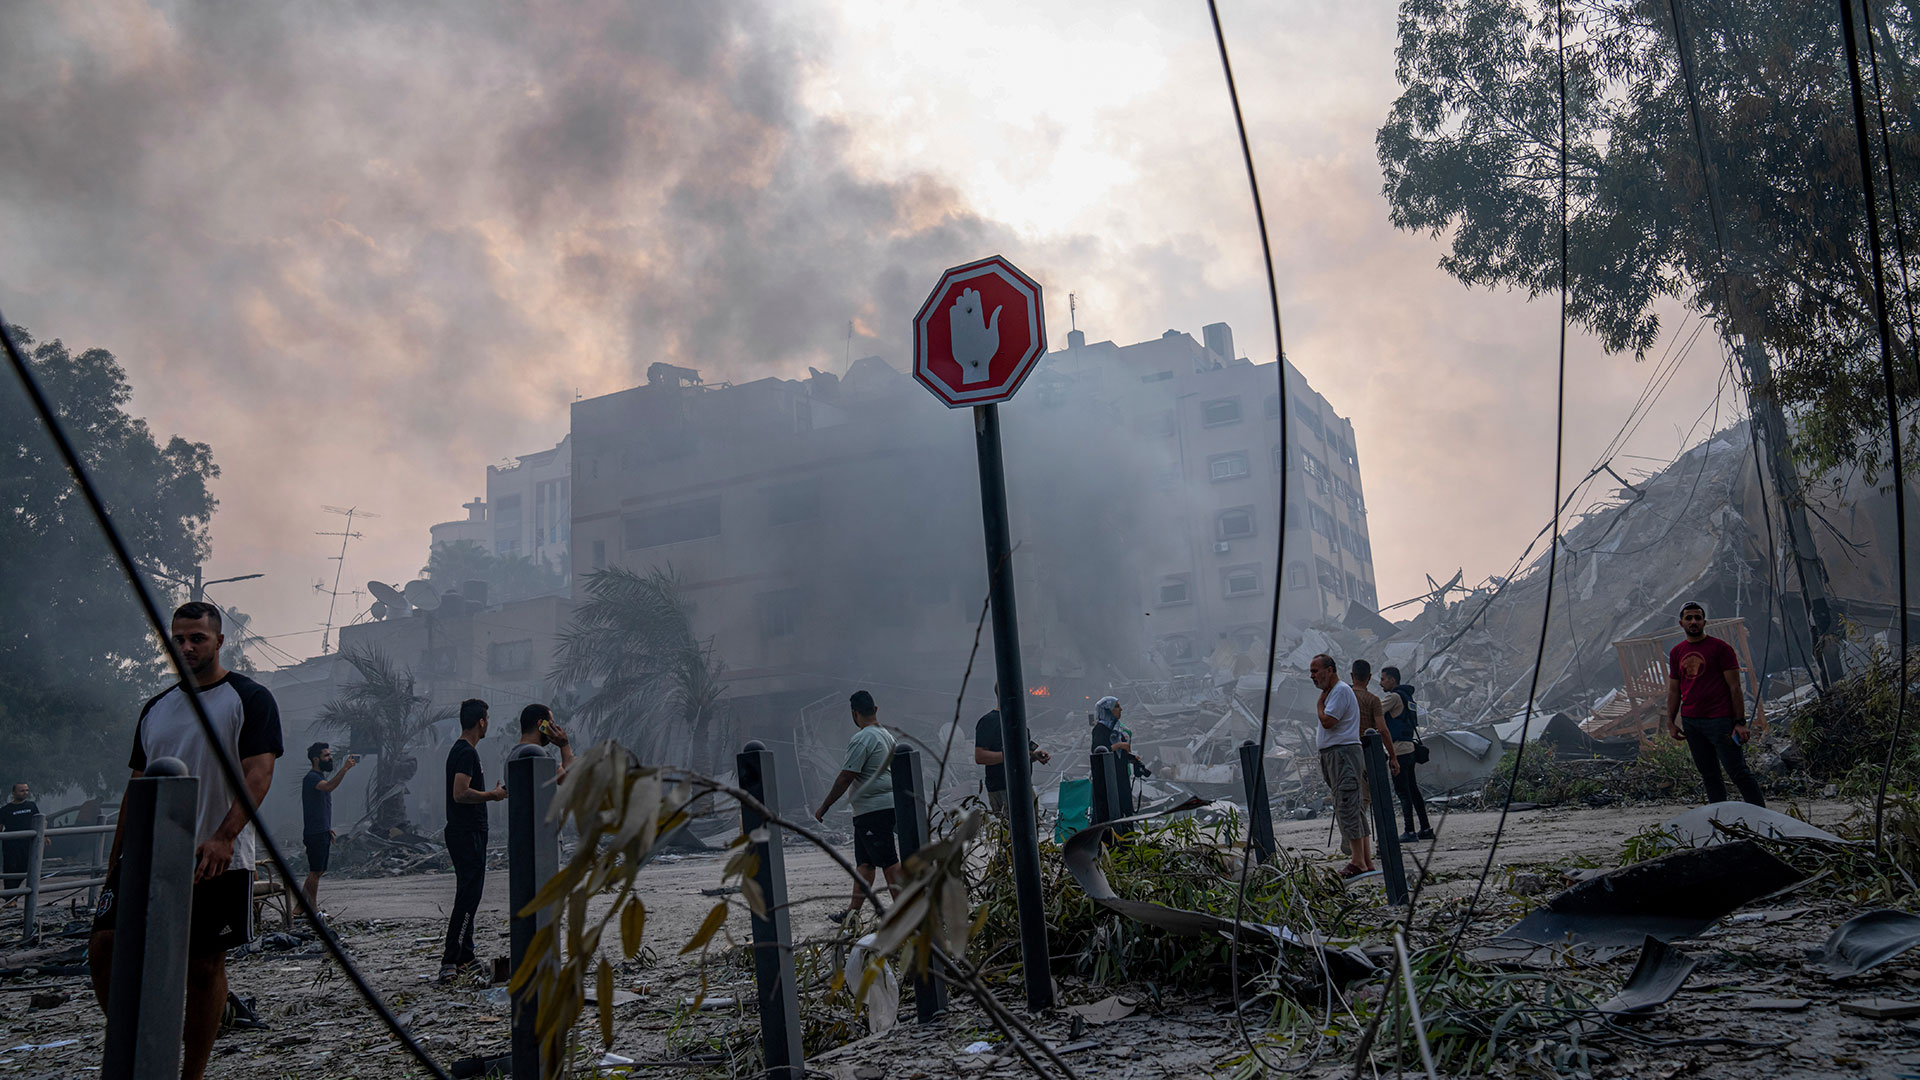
[1665,602,1764,806]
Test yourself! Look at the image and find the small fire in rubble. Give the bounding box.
[1028,685,1050,697]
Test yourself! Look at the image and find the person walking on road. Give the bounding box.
[1666,602,1765,807]
[815,690,901,924]
[300,742,359,911]
[440,698,505,982]
[1312,654,1373,878]
[1379,667,1432,840]
[88,602,284,1080]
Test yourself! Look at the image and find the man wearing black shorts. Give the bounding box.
[301,742,358,910]
[90,602,283,1080]
[814,690,901,924]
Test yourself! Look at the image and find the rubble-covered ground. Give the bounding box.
[4,797,1917,1079]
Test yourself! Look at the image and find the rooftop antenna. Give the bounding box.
[1069,292,1077,332]
[315,504,376,653]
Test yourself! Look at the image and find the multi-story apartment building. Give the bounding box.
[568,321,1376,733]
[1038,322,1378,672]
[425,436,573,571]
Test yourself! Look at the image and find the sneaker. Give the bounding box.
[1417,828,1434,840]
[436,963,459,984]
[827,910,850,925]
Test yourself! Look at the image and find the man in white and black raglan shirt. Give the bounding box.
[89,602,283,1080]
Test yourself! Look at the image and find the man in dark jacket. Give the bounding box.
[1380,667,1431,840]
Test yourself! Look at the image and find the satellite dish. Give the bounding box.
[403,579,442,611]
[368,581,410,617]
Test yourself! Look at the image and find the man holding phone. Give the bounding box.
[301,741,359,910]
[514,703,573,783]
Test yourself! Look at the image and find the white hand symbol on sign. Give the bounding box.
[948,287,1002,384]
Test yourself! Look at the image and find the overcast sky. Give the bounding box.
[1,0,1730,661]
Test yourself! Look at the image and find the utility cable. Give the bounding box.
[0,315,454,1080]
[1840,0,1914,858]
[1863,0,1920,388]
[1437,0,1571,971]
[1204,2,1303,1071]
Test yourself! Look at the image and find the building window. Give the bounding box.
[1357,580,1379,608]
[1309,502,1337,541]
[766,480,820,526]
[487,639,533,675]
[1287,562,1308,589]
[591,540,606,570]
[1222,565,1261,598]
[1216,507,1256,540]
[1208,452,1250,482]
[1302,452,1331,495]
[423,647,457,676]
[1201,397,1243,427]
[757,589,804,640]
[1294,396,1326,439]
[1317,557,1344,596]
[1160,634,1195,661]
[1264,394,1281,419]
[1141,370,1174,384]
[623,497,721,549]
[1159,576,1191,606]
[1331,432,1358,468]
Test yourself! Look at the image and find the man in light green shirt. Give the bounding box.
[814,690,901,924]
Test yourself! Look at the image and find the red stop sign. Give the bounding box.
[911,255,1047,408]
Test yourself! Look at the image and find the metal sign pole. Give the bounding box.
[973,402,1053,1012]
[21,814,46,945]
[507,750,560,1080]
[101,761,197,1080]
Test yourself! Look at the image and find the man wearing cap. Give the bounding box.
[301,742,359,909]
[1666,602,1764,806]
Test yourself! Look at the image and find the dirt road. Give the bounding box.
[1,798,1910,1080]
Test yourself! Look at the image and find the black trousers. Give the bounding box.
[441,825,488,966]
[1393,753,1429,832]
[1681,716,1765,807]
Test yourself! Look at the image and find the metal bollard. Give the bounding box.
[1108,748,1135,823]
[507,748,561,1080]
[102,757,197,1080]
[1361,731,1409,905]
[1089,748,1115,840]
[891,744,947,1022]
[1237,740,1278,865]
[18,813,47,945]
[739,741,803,1080]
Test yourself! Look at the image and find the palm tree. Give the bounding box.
[549,566,729,769]
[318,647,447,835]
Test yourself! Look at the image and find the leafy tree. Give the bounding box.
[1377,0,1920,476]
[317,647,447,835]
[423,539,567,604]
[550,567,729,769]
[1,326,218,794]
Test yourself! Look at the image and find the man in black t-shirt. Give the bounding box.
[440,698,505,982]
[973,685,1048,815]
[3,782,42,899]
[300,742,358,910]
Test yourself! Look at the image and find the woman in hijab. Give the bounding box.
[1090,696,1130,754]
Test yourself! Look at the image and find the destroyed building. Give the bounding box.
[566,323,1376,789]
